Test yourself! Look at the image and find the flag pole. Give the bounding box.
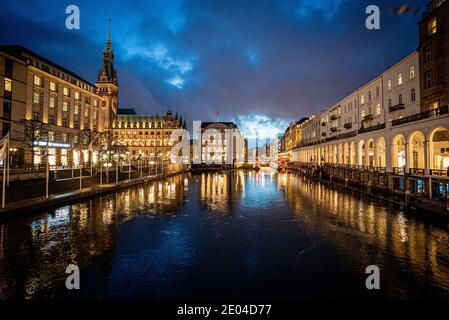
[2,155,6,208]
[45,153,49,199]
[6,146,10,187]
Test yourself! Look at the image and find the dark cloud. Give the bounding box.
[0,0,422,135]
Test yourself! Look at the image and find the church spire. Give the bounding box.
[97,19,118,85]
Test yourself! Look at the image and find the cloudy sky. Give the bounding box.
[0,0,423,138]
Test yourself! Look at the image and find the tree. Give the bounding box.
[19,119,50,166]
[99,131,127,163]
[80,128,102,165]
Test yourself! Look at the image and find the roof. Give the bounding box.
[0,45,97,87]
[200,122,238,129]
[117,108,137,115]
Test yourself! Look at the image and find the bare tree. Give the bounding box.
[81,128,102,165]
[18,119,50,167]
[99,131,127,163]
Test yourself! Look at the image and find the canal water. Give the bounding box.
[1,169,449,299]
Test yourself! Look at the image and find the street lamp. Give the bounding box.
[7,147,18,187]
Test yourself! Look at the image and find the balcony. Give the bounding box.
[409,168,425,176]
[321,122,327,127]
[358,123,386,134]
[330,127,338,133]
[321,132,327,137]
[362,114,373,122]
[389,103,405,112]
[430,169,448,177]
[393,167,405,175]
[392,105,448,126]
[344,122,352,129]
[330,114,339,121]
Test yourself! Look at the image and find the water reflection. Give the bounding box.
[0,170,448,299]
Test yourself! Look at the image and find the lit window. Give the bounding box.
[62,133,68,142]
[63,87,69,96]
[93,111,97,119]
[84,108,89,117]
[387,80,392,91]
[34,75,41,86]
[428,17,437,35]
[63,101,68,111]
[409,66,415,79]
[361,109,365,118]
[50,81,56,91]
[360,95,365,104]
[49,97,55,108]
[398,73,403,86]
[4,78,12,92]
[48,131,55,142]
[74,105,79,115]
[74,92,80,100]
[93,99,98,107]
[33,92,40,103]
[376,104,381,115]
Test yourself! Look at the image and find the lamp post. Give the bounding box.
[115,153,119,184]
[7,147,17,187]
[126,151,131,180]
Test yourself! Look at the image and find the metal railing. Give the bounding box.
[392,105,448,126]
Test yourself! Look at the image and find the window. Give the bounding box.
[399,94,403,104]
[62,133,68,142]
[438,66,444,84]
[50,82,56,91]
[48,131,55,142]
[361,110,365,119]
[49,115,55,125]
[387,80,392,91]
[62,101,68,111]
[84,108,89,117]
[93,99,98,107]
[73,135,78,144]
[33,92,40,103]
[3,99,11,113]
[388,99,392,107]
[360,95,365,104]
[376,104,381,116]
[426,70,433,88]
[49,97,55,108]
[74,92,80,100]
[4,78,12,92]
[425,45,432,62]
[33,111,40,121]
[430,101,439,110]
[368,91,371,101]
[376,86,379,97]
[409,66,415,79]
[63,87,69,96]
[428,17,437,35]
[398,73,403,86]
[74,105,79,115]
[34,75,41,86]
[411,88,416,102]
[93,111,97,120]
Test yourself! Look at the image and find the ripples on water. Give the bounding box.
[0,170,449,299]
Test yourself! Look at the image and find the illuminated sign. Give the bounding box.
[33,141,72,148]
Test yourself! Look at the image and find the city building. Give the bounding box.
[111,108,183,160]
[198,122,245,165]
[418,0,449,112]
[0,45,111,167]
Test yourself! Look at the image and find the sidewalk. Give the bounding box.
[0,169,184,220]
